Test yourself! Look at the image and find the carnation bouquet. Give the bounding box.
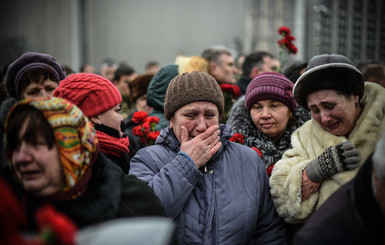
[132,111,160,146]
[277,26,298,73]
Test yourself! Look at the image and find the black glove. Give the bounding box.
[305,142,360,183]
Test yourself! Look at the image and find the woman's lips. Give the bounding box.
[260,123,274,129]
[21,170,41,180]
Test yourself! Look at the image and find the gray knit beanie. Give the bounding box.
[164,71,224,120]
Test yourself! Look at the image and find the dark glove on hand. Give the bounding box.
[305,142,360,183]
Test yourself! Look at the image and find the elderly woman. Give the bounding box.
[2,97,166,230]
[227,72,310,176]
[270,54,385,224]
[54,73,130,173]
[129,71,286,244]
[0,52,66,168]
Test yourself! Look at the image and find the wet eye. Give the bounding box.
[45,86,56,92]
[310,108,320,114]
[27,89,40,96]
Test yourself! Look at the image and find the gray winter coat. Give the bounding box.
[129,124,286,245]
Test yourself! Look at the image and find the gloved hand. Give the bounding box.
[305,142,360,183]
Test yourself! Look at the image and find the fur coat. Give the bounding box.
[227,96,310,170]
[269,82,385,223]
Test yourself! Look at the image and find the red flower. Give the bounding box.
[132,111,160,146]
[278,26,291,35]
[251,147,263,157]
[277,26,298,72]
[229,133,245,144]
[266,164,275,176]
[132,125,144,136]
[146,116,160,124]
[146,131,160,143]
[132,111,148,124]
[36,205,77,245]
[220,84,241,98]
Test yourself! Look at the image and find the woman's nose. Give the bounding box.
[195,116,207,132]
[13,143,33,166]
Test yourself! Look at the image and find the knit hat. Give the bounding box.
[293,54,364,109]
[6,52,66,98]
[129,74,154,102]
[164,71,224,120]
[245,72,297,112]
[5,97,98,200]
[53,73,122,117]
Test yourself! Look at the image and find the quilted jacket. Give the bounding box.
[130,124,286,245]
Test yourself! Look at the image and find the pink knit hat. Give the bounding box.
[53,73,122,117]
[245,72,297,112]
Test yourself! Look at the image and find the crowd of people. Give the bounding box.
[0,46,384,245]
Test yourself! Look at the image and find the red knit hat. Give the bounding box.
[53,73,122,117]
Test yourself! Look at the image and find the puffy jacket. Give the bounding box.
[130,124,286,245]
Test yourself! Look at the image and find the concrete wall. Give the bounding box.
[1,0,245,74]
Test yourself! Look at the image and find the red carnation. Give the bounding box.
[36,205,77,245]
[278,26,291,36]
[146,131,160,142]
[229,133,245,144]
[146,116,160,124]
[266,164,275,176]
[132,111,148,124]
[251,147,263,157]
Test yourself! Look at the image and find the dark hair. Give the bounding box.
[201,46,232,65]
[6,105,56,155]
[242,51,274,77]
[146,61,159,69]
[283,61,308,84]
[17,68,59,100]
[113,64,136,81]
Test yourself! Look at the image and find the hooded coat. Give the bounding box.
[129,124,286,245]
[146,65,179,131]
[270,82,385,224]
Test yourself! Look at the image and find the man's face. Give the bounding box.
[209,54,237,84]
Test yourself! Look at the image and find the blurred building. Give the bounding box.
[1,0,383,74]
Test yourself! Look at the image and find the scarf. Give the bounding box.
[5,97,99,200]
[94,124,129,157]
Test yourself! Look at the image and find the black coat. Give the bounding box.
[293,155,385,245]
[8,152,167,231]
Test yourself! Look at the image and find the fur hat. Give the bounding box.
[164,71,224,120]
[54,73,122,117]
[129,74,153,102]
[245,72,297,112]
[175,55,209,74]
[6,52,66,98]
[293,54,364,109]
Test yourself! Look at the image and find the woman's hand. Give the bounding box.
[179,125,222,168]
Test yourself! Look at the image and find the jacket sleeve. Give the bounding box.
[129,146,202,218]
[253,153,287,245]
[269,121,320,224]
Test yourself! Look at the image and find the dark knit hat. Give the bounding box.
[53,73,122,117]
[6,52,66,98]
[293,54,364,109]
[129,74,154,102]
[164,71,224,120]
[245,72,297,112]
